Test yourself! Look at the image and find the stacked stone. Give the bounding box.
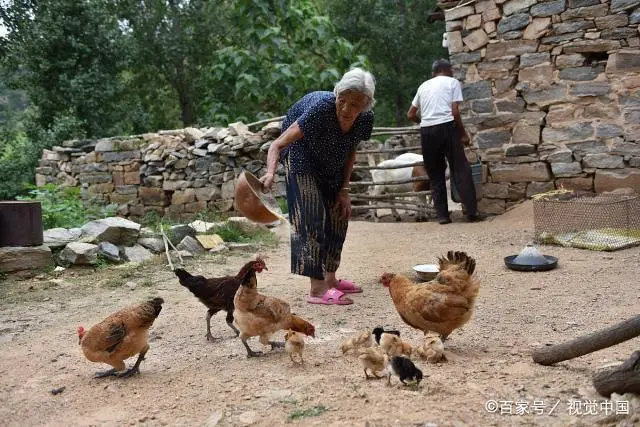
[445,0,640,213]
[35,121,283,221]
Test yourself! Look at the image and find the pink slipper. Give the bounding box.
[336,279,362,294]
[307,288,353,305]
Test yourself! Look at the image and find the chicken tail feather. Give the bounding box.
[438,251,475,275]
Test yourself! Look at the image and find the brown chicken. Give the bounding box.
[233,267,315,357]
[358,347,388,379]
[174,256,267,341]
[416,331,447,363]
[380,251,480,340]
[77,297,164,378]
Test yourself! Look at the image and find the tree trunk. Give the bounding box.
[532,315,640,366]
[593,351,640,397]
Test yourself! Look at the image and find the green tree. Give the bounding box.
[323,0,447,126]
[201,0,368,124]
[1,0,133,139]
[112,0,231,127]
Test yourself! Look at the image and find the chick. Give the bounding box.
[372,326,400,344]
[341,330,373,354]
[358,347,388,379]
[387,356,423,387]
[284,329,305,365]
[416,331,446,363]
[378,332,412,357]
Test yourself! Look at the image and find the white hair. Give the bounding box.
[333,67,376,111]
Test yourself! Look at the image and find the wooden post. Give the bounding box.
[532,315,640,366]
[592,351,640,397]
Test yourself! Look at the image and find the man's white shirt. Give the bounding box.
[411,75,464,127]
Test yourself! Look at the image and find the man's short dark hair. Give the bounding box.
[432,59,452,74]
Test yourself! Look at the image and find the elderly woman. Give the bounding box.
[260,68,375,305]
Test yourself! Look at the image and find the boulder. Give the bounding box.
[81,217,141,246]
[43,228,83,249]
[0,245,52,274]
[59,242,99,266]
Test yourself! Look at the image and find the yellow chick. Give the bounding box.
[341,330,373,354]
[284,329,305,365]
[416,331,446,363]
[357,347,388,379]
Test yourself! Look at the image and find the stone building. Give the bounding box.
[443,0,640,213]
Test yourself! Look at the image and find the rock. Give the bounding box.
[482,182,510,198]
[522,17,551,39]
[471,99,494,113]
[594,169,640,192]
[606,52,640,73]
[209,244,228,253]
[98,242,121,262]
[531,0,566,16]
[206,411,223,427]
[595,14,629,29]
[137,238,165,253]
[518,64,553,86]
[560,4,608,20]
[490,162,551,182]
[520,52,550,68]
[445,5,475,20]
[506,144,537,156]
[542,122,593,143]
[195,234,225,250]
[237,410,258,426]
[475,129,512,149]
[547,149,573,163]
[611,0,640,12]
[59,242,99,266]
[168,224,196,246]
[495,99,525,113]
[122,245,154,263]
[463,29,490,50]
[551,162,583,177]
[194,186,221,202]
[553,20,594,34]
[43,228,83,249]
[570,82,610,97]
[523,84,568,107]
[512,124,541,145]
[450,52,483,65]
[0,245,53,273]
[498,13,530,34]
[81,217,141,246]
[558,66,602,81]
[176,236,205,254]
[582,154,625,169]
[566,140,609,155]
[600,27,638,39]
[562,40,621,54]
[555,176,593,191]
[462,81,492,100]
[526,181,556,197]
[503,0,537,15]
[477,198,506,214]
[485,40,539,59]
[595,124,624,138]
[183,127,204,142]
[125,281,137,291]
[556,54,585,68]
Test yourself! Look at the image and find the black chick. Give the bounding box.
[387,356,423,386]
[372,326,400,344]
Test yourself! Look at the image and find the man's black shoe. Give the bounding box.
[437,217,452,225]
[467,212,489,222]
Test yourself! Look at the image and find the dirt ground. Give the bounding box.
[0,200,639,427]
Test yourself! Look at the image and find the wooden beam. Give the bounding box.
[532,315,640,366]
[353,161,424,170]
[356,146,422,154]
[350,191,432,200]
[350,176,431,186]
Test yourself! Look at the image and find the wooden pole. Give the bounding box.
[246,116,285,128]
[353,161,424,171]
[532,315,640,366]
[350,190,432,200]
[356,146,421,154]
[592,351,640,397]
[349,176,431,186]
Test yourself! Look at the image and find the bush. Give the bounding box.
[16,184,117,229]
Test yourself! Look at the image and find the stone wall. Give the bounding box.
[35,121,283,221]
[445,0,640,213]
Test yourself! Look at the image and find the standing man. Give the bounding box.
[407,59,486,224]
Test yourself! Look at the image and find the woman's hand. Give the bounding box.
[336,189,352,220]
[259,173,275,193]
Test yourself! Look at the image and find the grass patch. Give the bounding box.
[211,222,279,246]
[277,197,288,214]
[288,405,328,421]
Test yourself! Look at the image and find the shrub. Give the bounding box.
[17,184,117,229]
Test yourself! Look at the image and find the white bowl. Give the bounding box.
[413,264,440,281]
